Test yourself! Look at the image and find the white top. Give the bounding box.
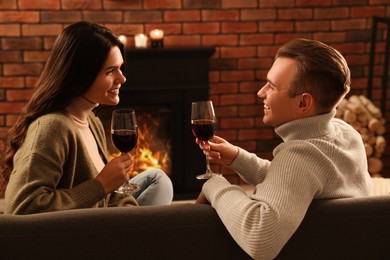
[71,115,105,173]
[202,110,372,259]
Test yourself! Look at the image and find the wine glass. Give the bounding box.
[111,108,140,193]
[191,100,222,179]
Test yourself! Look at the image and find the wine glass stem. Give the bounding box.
[203,141,212,173]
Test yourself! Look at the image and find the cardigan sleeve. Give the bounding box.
[4,113,107,214]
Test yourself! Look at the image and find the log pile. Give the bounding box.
[336,95,386,176]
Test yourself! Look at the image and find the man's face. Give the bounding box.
[257,57,302,127]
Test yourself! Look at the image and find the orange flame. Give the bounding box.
[109,113,171,177]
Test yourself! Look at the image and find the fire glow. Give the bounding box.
[109,113,171,177]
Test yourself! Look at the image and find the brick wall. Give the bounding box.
[1,0,390,185]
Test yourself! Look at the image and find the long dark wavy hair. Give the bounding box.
[0,21,125,195]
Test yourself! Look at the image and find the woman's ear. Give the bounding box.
[298,93,315,113]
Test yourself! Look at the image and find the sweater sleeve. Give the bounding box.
[4,114,107,214]
[202,141,325,259]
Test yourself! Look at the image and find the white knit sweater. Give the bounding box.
[202,110,372,259]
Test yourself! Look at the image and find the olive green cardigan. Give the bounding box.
[5,110,137,215]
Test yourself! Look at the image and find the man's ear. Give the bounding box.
[298,93,315,113]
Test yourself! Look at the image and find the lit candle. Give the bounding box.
[134,33,148,48]
[118,35,127,46]
[149,29,164,48]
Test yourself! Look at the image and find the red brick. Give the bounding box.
[314,32,347,43]
[260,0,294,7]
[183,22,220,34]
[221,47,256,58]
[0,77,24,89]
[145,0,181,9]
[238,58,273,70]
[124,11,162,23]
[44,37,56,50]
[314,7,349,19]
[241,9,277,21]
[202,35,238,46]
[351,6,386,17]
[222,22,257,33]
[296,21,330,32]
[0,102,24,113]
[41,11,82,22]
[331,19,368,31]
[103,0,142,10]
[220,117,255,129]
[210,83,238,94]
[0,11,39,22]
[222,0,258,8]
[345,54,370,66]
[257,45,280,57]
[259,21,294,33]
[164,35,201,47]
[220,93,256,105]
[165,10,200,22]
[296,0,332,6]
[22,24,63,36]
[0,51,22,63]
[202,10,239,21]
[278,8,313,20]
[215,106,238,118]
[210,58,236,70]
[62,0,101,9]
[19,0,60,9]
[2,37,42,51]
[83,11,123,23]
[23,51,50,62]
[105,24,144,37]
[239,128,274,140]
[239,105,262,117]
[240,33,274,45]
[332,42,365,54]
[183,0,219,9]
[6,89,33,101]
[4,63,44,76]
[0,24,20,37]
[144,24,182,35]
[25,77,39,88]
[0,0,16,9]
[274,33,312,44]
[6,114,19,126]
[240,81,263,93]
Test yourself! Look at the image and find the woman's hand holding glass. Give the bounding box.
[95,153,132,194]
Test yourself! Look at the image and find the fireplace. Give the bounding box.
[98,48,215,199]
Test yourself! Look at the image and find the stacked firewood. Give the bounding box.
[336,95,386,176]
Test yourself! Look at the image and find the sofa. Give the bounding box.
[0,194,390,259]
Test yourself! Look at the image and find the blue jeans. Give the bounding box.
[129,168,173,206]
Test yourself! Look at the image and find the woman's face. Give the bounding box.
[84,46,126,106]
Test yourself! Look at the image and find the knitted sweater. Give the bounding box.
[5,110,137,215]
[202,110,372,259]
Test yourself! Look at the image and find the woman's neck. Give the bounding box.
[66,96,98,122]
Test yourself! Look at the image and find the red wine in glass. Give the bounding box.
[191,101,222,180]
[112,129,138,153]
[191,119,216,141]
[111,108,140,193]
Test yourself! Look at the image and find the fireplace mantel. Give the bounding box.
[124,47,215,91]
[118,47,216,199]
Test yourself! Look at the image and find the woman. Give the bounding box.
[0,21,173,214]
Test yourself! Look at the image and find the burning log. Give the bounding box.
[336,95,386,176]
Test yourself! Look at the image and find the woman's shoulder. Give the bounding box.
[30,111,74,133]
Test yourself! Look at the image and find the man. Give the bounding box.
[195,38,372,259]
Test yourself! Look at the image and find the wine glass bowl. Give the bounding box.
[111,108,140,193]
[191,100,222,179]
